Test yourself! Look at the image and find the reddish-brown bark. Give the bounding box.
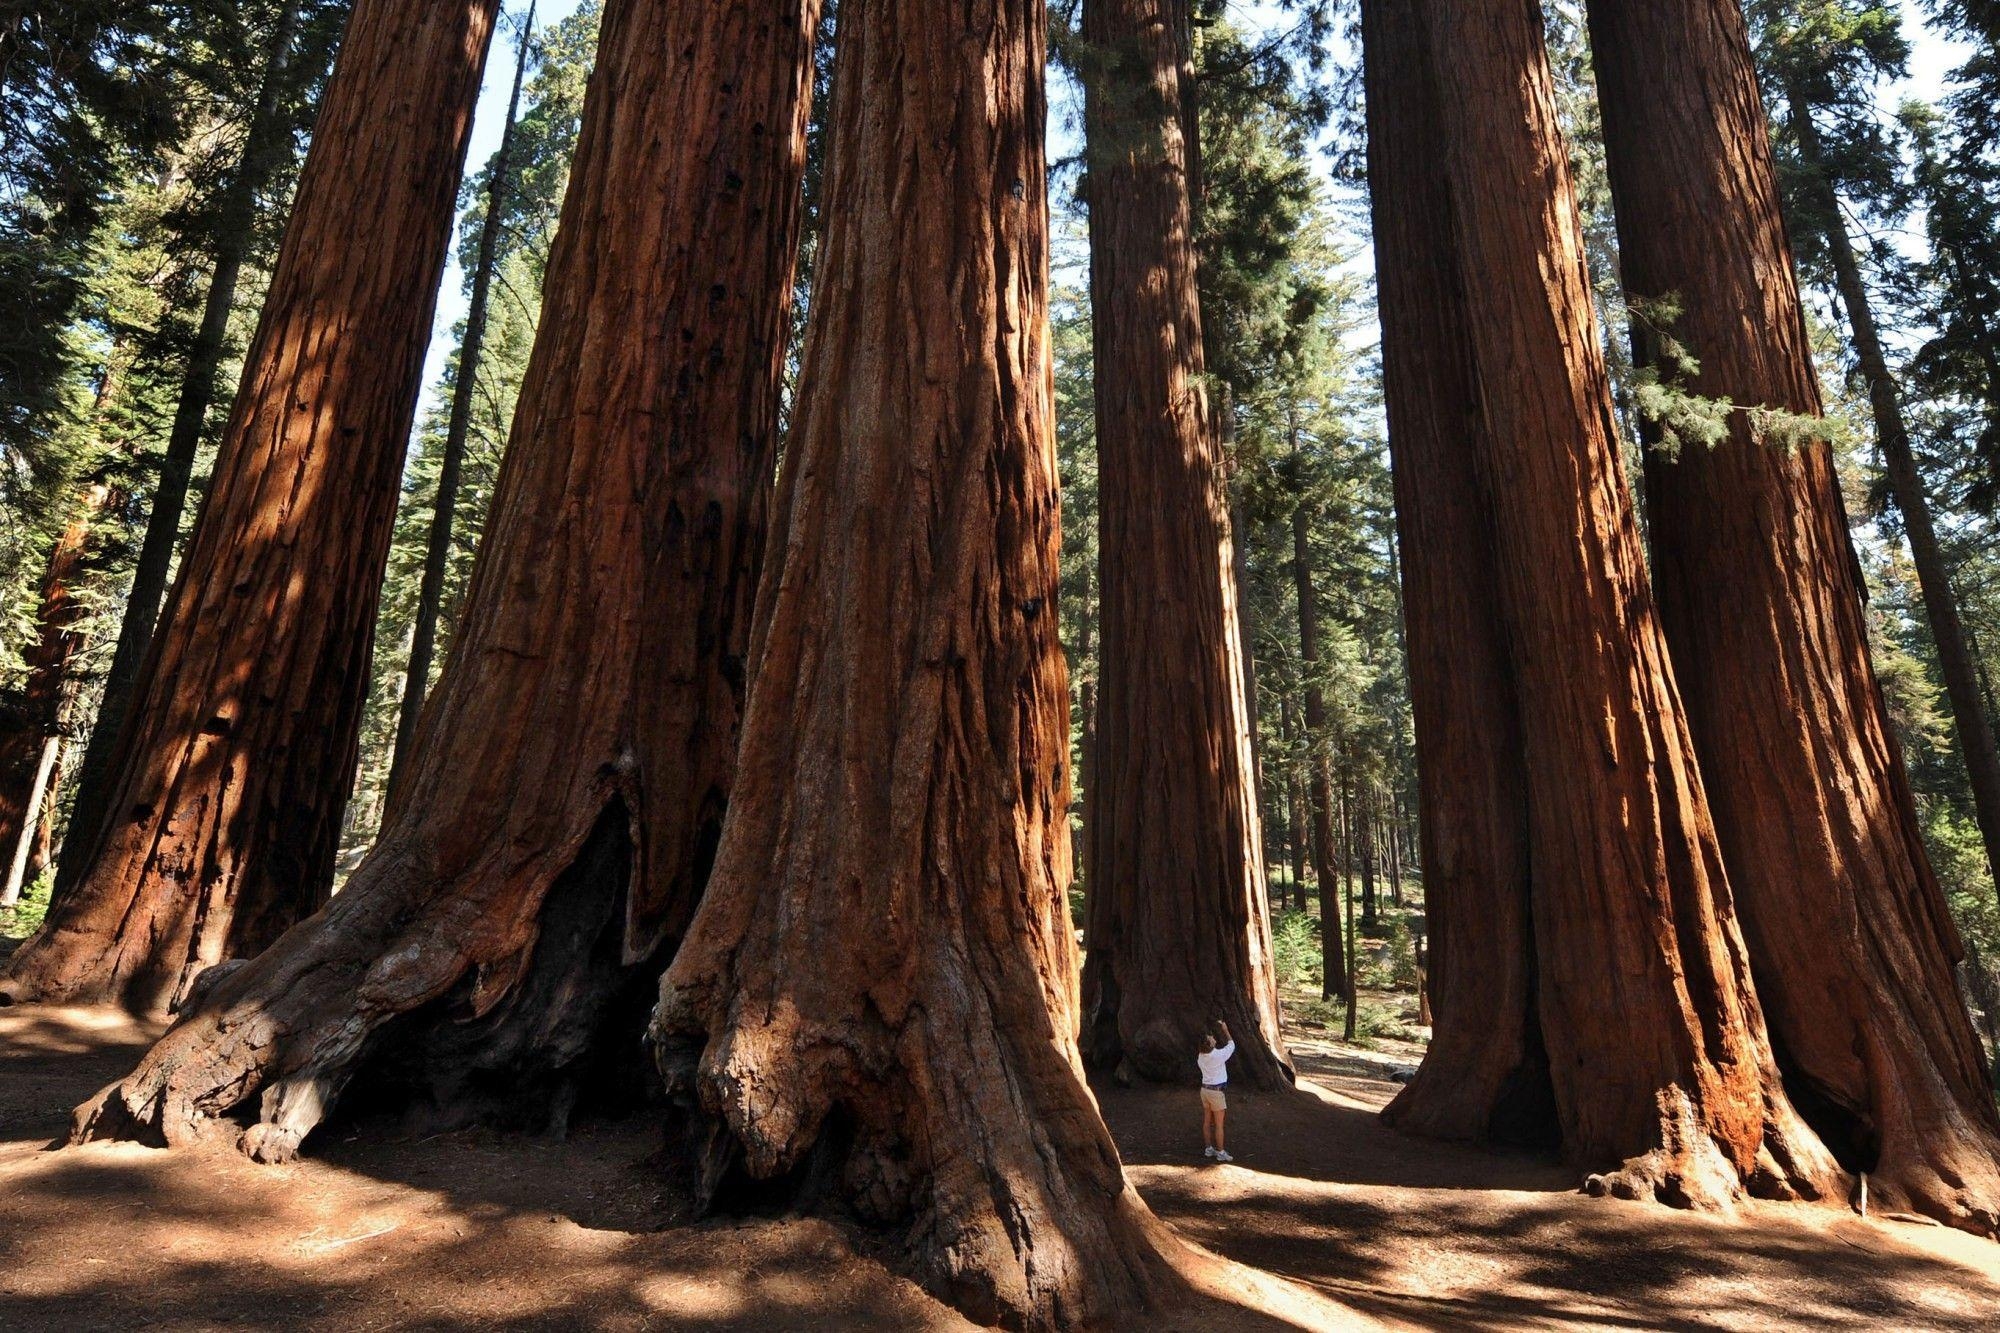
[1359,0,1542,1136]
[1590,0,2000,1233]
[0,486,110,904]
[55,0,311,892]
[2,0,502,1011]
[648,0,1196,1319]
[387,3,537,800]
[69,0,817,1154]
[1077,0,1287,1089]
[1368,0,1845,1209]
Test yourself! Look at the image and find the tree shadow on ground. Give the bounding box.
[0,1005,1343,1332]
[1095,1065,2000,1331]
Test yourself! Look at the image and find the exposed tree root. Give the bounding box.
[72,811,656,1161]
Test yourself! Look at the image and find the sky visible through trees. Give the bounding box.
[8,0,2000,1321]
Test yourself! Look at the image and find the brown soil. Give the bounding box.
[2,1002,1997,1330]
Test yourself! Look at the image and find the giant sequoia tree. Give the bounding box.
[0,0,502,1010]
[55,0,322,882]
[1077,0,1288,1088]
[1588,0,2000,1233]
[646,0,1201,1318]
[70,0,818,1152]
[1370,0,1843,1209]
[1362,0,1545,1146]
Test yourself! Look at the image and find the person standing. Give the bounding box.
[1198,1019,1235,1162]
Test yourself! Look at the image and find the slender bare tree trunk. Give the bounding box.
[388,1,538,799]
[1357,781,1377,930]
[1591,0,2000,1234]
[1785,81,2000,908]
[1280,691,1307,911]
[1078,0,1287,1088]
[649,0,1205,1319]
[73,0,817,1155]
[0,487,109,906]
[1294,500,1347,1002]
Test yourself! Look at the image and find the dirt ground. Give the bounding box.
[3,1004,1998,1330]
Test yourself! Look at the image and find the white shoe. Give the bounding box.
[1214,1150,1233,1163]
[1203,1146,1216,1158]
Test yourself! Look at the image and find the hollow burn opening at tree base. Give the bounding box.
[1771,1034,1880,1176]
[328,803,674,1142]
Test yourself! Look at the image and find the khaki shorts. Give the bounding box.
[1200,1086,1227,1111]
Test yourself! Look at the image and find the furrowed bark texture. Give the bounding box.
[1392,0,1844,1209]
[55,0,309,896]
[1590,0,2000,1234]
[0,487,109,903]
[651,0,1192,1320]
[1364,5,1543,1146]
[1078,0,1287,1090]
[3,0,500,1011]
[68,0,816,1158]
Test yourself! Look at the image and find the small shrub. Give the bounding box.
[1270,908,1323,989]
[1,869,53,939]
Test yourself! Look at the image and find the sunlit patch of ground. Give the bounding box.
[4,1002,1997,1330]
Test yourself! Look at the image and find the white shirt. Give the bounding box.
[1196,1040,1235,1087]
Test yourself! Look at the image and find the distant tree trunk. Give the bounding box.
[1385,793,1404,907]
[56,0,310,896]
[1380,0,1844,1209]
[1078,0,1287,1088]
[75,0,817,1145]
[387,1,538,800]
[1342,845,1357,1041]
[1280,691,1307,911]
[1357,782,1377,930]
[1226,418,1263,804]
[1076,602,1097,877]
[1294,500,1347,1001]
[1592,0,2000,1233]
[0,487,109,906]
[1785,84,2000,903]
[1364,0,1544,1146]
[649,0,1201,1317]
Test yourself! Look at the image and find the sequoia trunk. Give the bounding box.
[1382,0,1843,1208]
[1591,0,2000,1233]
[387,2,536,798]
[1078,0,1287,1088]
[5,0,499,1010]
[56,0,310,894]
[71,0,816,1152]
[648,0,1199,1319]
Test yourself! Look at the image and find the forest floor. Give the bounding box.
[3,990,1999,1330]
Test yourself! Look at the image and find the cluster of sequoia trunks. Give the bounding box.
[5,0,1998,1328]
[1369,0,2000,1233]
